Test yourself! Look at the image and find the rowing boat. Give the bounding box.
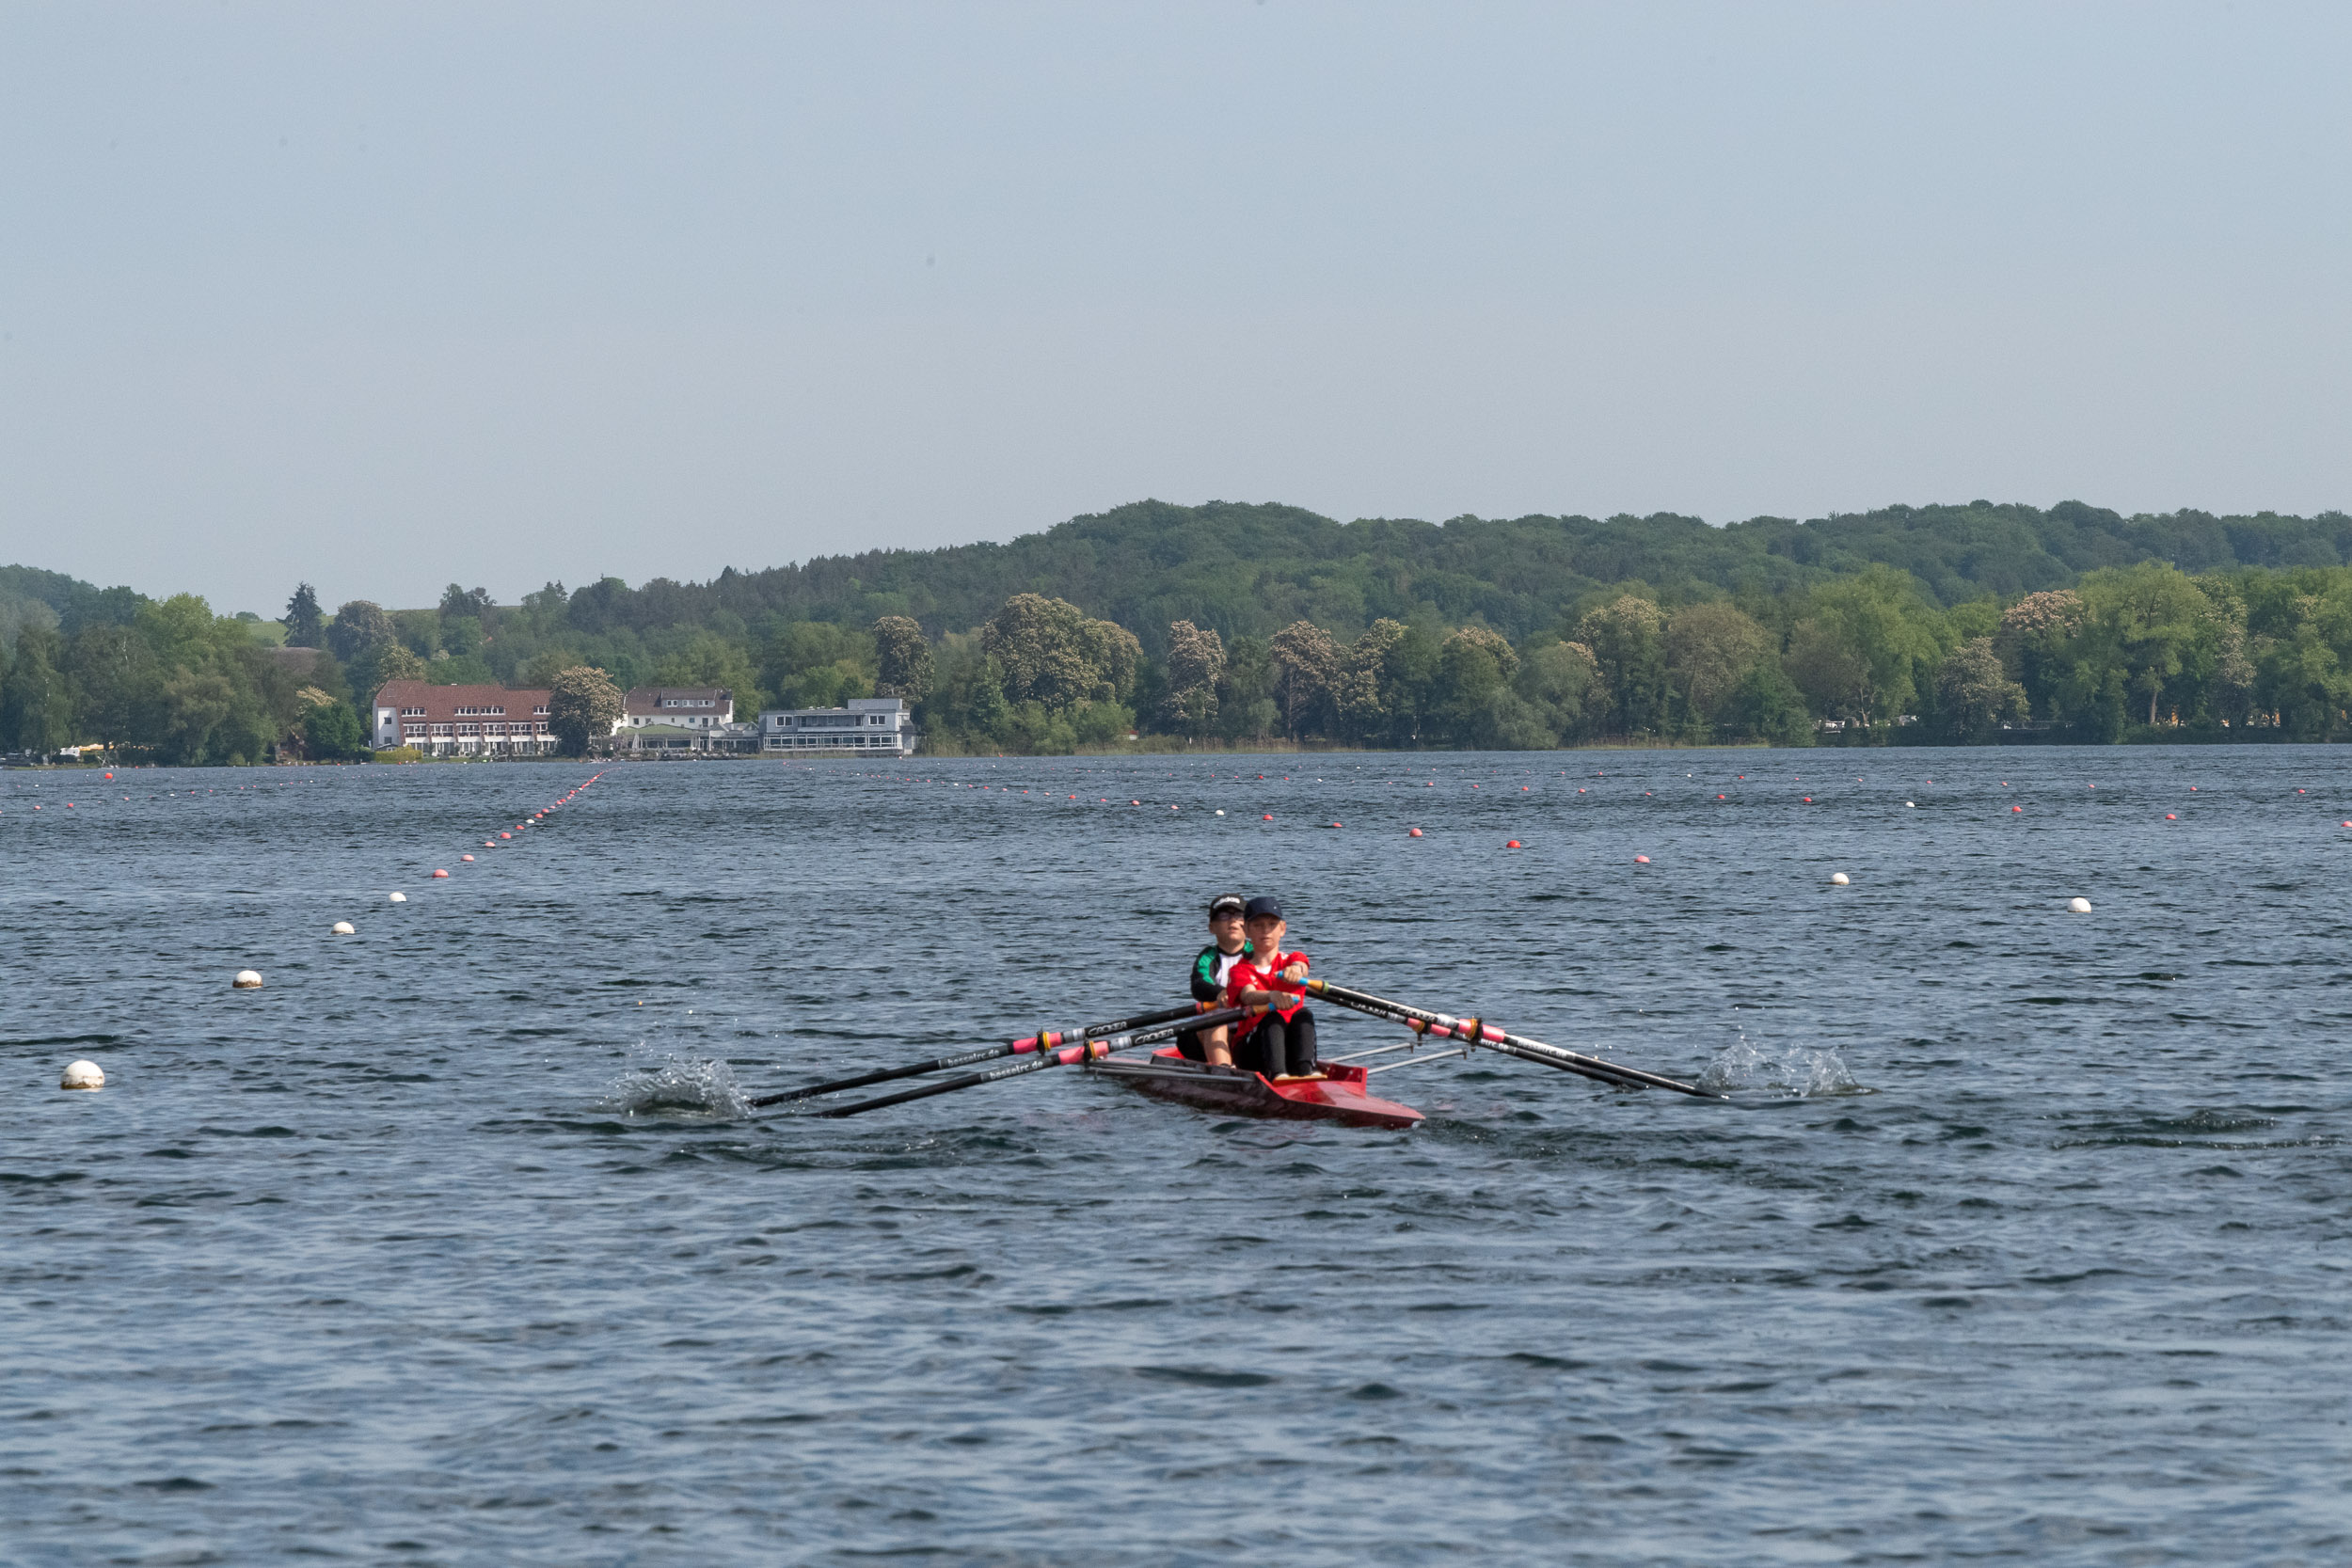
[762,980,1718,1123]
[1086,1047,1425,1130]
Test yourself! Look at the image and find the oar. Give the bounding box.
[818,1008,1248,1118]
[1303,979,1723,1100]
[750,1000,1215,1107]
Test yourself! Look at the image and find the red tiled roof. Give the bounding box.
[370,682,552,720]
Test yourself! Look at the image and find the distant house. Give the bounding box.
[620,689,733,731]
[370,682,557,757]
[758,696,915,757]
[615,688,743,754]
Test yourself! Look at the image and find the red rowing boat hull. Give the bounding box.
[1090,1052,1423,1130]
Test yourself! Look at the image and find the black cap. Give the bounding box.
[1208,894,1246,918]
[1242,895,1283,921]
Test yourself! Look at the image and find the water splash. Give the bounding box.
[1698,1019,1860,1097]
[603,1054,751,1118]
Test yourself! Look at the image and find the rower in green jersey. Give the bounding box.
[1175,893,1251,1064]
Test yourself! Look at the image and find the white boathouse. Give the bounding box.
[759,697,915,756]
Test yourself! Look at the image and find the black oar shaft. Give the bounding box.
[1305,980,1720,1100]
[814,1008,1248,1120]
[752,1000,1215,1107]
[818,1041,1104,1117]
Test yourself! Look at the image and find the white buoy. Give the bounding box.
[60,1059,103,1090]
[1829,872,1850,885]
[331,921,355,935]
[1215,809,1225,816]
[232,969,263,989]
[389,892,406,903]
[1905,800,1915,808]
[2068,897,2093,913]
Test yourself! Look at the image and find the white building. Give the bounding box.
[620,688,734,732]
[759,696,915,756]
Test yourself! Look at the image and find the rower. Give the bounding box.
[1176,894,1251,1064]
[1224,895,1319,1079]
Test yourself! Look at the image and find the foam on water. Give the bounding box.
[1698,1018,1860,1097]
[604,1053,752,1118]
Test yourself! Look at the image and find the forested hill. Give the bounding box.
[570,499,2352,654]
[8,500,2348,655]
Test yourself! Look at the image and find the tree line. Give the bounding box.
[6,506,2351,762]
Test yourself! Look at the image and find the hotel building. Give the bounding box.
[370,681,558,756]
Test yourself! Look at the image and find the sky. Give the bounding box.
[2,1,2345,616]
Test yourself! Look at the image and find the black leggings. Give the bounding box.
[1244,1009,1318,1077]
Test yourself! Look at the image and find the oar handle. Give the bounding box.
[1090,1006,1248,1053]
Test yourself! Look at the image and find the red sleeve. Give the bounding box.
[1269,951,1310,996]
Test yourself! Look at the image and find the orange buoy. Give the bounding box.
[1505,840,1522,848]
[1408,827,1422,836]
[1634,854,1650,863]
[2011,805,2023,813]
[2165,815,2176,820]
[1262,814,1273,820]
[432,868,450,878]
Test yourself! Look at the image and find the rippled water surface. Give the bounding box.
[6,748,2350,1565]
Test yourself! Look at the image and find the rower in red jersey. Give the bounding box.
[1223,895,1320,1080]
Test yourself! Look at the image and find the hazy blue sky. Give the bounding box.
[3,2,2344,614]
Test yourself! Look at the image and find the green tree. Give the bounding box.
[327,600,396,664]
[1717,658,1814,746]
[1430,626,1520,745]
[0,626,75,752]
[873,616,933,704]
[1933,637,2027,742]
[1158,620,1224,737]
[2079,562,2209,727]
[1577,595,1667,736]
[983,594,1141,711]
[1269,620,1339,738]
[650,633,764,717]
[1663,601,1772,736]
[281,582,325,647]
[760,621,875,708]
[1215,634,1276,743]
[300,696,368,761]
[548,665,624,756]
[1515,641,1604,744]
[65,624,162,753]
[1786,568,1946,727]
[157,671,236,764]
[1997,589,2087,718]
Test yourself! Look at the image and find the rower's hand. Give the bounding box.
[1280,962,1308,984]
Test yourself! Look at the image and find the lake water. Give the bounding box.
[5,747,2348,1566]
